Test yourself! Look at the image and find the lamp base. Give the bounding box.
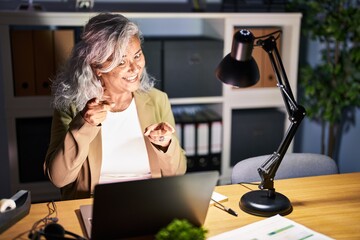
[239,190,292,217]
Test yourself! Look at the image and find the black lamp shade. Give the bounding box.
[215,29,260,88]
[215,54,259,88]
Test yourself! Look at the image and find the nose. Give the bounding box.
[128,61,140,74]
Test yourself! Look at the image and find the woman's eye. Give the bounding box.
[135,53,142,59]
[119,60,125,66]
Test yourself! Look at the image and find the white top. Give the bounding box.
[99,98,151,184]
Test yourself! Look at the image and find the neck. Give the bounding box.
[109,93,133,112]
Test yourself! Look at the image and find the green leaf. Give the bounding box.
[155,219,208,240]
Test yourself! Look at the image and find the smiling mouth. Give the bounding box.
[124,75,138,82]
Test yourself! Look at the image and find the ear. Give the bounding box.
[91,64,102,77]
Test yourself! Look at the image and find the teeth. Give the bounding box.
[126,75,137,81]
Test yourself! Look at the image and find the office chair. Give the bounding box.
[231,153,339,184]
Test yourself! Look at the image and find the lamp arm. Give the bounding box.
[256,36,306,194]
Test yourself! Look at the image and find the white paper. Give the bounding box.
[210,191,228,206]
[208,214,334,240]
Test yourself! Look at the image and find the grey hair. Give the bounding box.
[51,13,154,111]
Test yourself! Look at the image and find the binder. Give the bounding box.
[53,29,75,72]
[173,106,195,171]
[203,108,222,154]
[11,29,75,97]
[33,30,54,95]
[179,109,196,157]
[184,124,196,156]
[202,108,222,171]
[197,122,209,155]
[10,29,36,96]
[172,106,222,172]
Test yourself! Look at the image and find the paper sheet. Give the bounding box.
[208,214,334,240]
[210,192,228,206]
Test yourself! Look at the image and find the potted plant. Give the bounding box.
[155,219,207,240]
[288,0,360,159]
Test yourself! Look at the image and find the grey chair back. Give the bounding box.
[231,153,338,184]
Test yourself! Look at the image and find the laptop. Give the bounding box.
[80,171,219,240]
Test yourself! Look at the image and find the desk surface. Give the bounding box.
[1,172,360,239]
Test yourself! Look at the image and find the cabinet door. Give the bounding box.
[142,39,163,90]
[163,38,223,98]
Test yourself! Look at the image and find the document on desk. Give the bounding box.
[208,214,334,240]
[210,191,228,205]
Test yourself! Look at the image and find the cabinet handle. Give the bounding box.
[189,53,201,65]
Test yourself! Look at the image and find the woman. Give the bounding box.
[44,13,187,200]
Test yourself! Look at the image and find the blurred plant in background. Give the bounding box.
[288,0,360,159]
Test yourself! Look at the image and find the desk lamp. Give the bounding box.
[215,29,306,217]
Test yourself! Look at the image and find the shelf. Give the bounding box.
[170,96,223,105]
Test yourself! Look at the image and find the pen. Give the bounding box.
[211,198,238,217]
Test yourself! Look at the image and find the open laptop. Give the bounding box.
[80,171,219,240]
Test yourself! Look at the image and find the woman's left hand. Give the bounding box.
[144,122,175,148]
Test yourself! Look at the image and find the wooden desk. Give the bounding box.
[1,172,360,239]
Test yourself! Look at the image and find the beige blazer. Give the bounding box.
[44,89,187,200]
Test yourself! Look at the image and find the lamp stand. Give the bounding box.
[240,190,292,217]
[239,33,304,217]
[215,29,305,217]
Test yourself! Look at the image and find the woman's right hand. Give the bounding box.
[80,98,114,126]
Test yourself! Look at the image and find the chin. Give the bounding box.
[128,80,141,92]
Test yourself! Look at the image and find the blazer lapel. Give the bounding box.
[134,91,154,131]
[134,91,162,178]
[89,130,102,191]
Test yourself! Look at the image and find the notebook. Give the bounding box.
[80,171,219,240]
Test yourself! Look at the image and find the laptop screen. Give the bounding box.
[80,171,219,240]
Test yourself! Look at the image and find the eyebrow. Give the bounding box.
[122,49,142,58]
